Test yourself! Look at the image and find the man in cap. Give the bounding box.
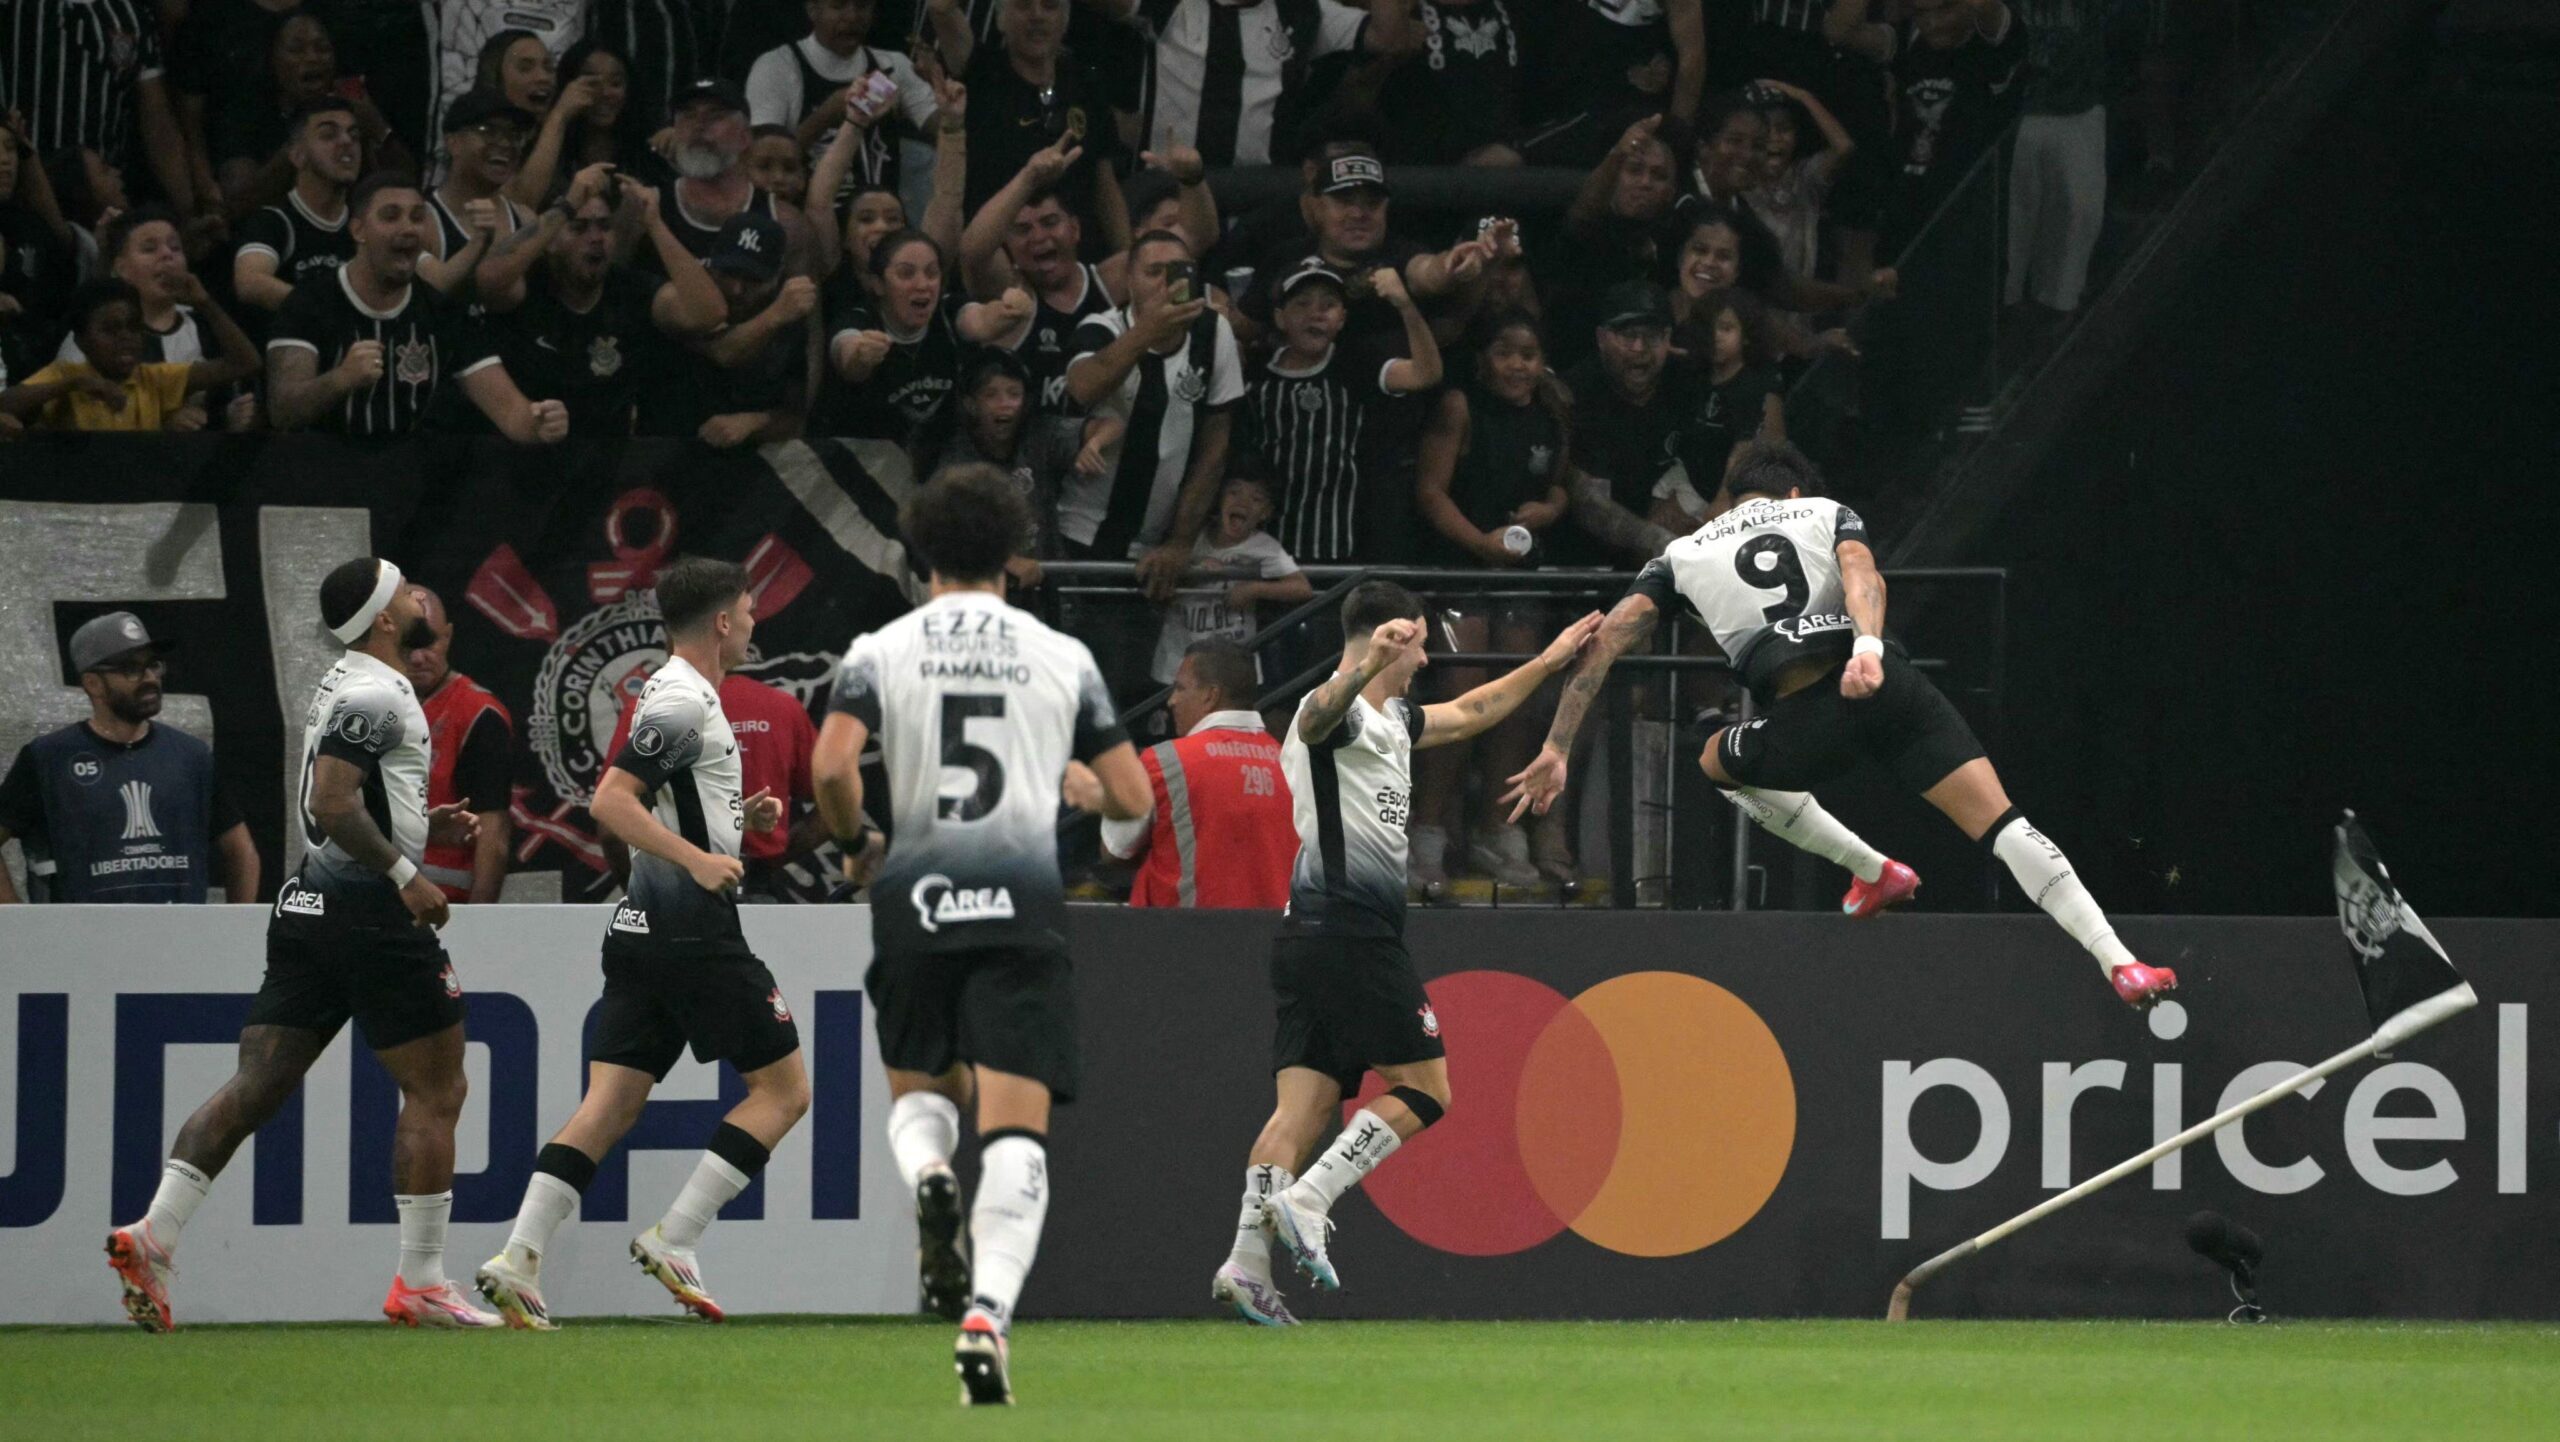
[421,88,538,296]
[1556,279,1691,565]
[657,210,815,446]
[0,613,257,905]
[659,78,812,276]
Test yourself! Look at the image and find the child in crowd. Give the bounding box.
[1656,286,1785,525]
[0,278,257,433]
[1148,469,1313,703]
[1743,78,1858,282]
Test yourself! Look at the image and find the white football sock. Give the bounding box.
[1288,1110,1401,1212]
[1992,815,2138,975]
[1228,1164,1292,1274]
[395,1191,452,1288]
[659,1153,751,1248]
[969,1135,1050,1329]
[1726,787,1887,882]
[887,1091,962,1192]
[503,1172,582,1273]
[142,1159,211,1253]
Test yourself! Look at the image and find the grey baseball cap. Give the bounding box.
[69,612,172,674]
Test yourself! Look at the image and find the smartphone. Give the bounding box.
[1164,258,1200,305]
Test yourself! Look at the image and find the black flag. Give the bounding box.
[2331,811,2476,1049]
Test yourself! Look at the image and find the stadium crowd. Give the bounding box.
[0,0,2184,897]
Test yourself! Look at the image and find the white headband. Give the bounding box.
[329,560,404,645]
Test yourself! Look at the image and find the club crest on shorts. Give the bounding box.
[439,963,462,999]
[1418,1003,1441,1038]
[767,987,792,1022]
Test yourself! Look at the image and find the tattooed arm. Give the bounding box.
[1418,613,1605,749]
[1499,592,1662,819]
[1298,620,1420,745]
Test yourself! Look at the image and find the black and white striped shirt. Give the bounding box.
[1,0,163,160]
[1243,342,1395,563]
[268,266,501,436]
[1750,0,1826,32]
[1060,306,1244,556]
[1137,0,1367,168]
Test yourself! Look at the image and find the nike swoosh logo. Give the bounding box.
[535,336,560,351]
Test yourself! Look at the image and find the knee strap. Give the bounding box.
[708,1121,773,1178]
[980,1126,1048,1151]
[534,1142,598,1193]
[1387,1085,1445,1131]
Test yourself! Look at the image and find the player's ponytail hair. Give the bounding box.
[1724,438,1825,502]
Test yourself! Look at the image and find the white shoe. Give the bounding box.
[631,1226,725,1322]
[1212,1261,1300,1326]
[955,1307,1012,1406]
[474,1252,557,1330]
[1264,1191,1341,1291]
[382,1276,504,1328]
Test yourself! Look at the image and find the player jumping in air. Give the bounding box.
[814,465,1152,1406]
[107,558,500,1330]
[1503,440,2178,1010]
[476,558,811,1328]
[1221,583,1602,1322]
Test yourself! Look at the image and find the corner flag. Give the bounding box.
[2332,811,2477,1051]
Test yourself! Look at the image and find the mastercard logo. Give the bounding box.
[1351,970,1796,1257]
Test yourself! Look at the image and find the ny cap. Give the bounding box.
[705,212,787,281]
[69,612,171,674]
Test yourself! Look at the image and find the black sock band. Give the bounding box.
[1387,1086,1445,1130]
[1979,806,2027,856]
[708,1122,772,1178]
[979,1126,1048,1151]
[535,1142,598,1193]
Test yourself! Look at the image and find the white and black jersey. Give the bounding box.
[830,590,1127,958]
[1279,689,1422,939]
[1243,342,1396,562]
[1136,0,1368,167]
[61,306,203,366]
[744,39,936,194]
[236,191,356,290]
[1011,264,1114,414]
[1060,306,1243,556]
[2,0,162,161]
[605,656,747,947]
[268,267,501,435]
[1632,496,1871,694]
[293,651,430,895]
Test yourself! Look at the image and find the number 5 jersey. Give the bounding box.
[831,591,1128,957]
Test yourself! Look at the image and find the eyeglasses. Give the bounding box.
[96,658,167,679]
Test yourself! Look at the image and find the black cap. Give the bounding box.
[1316,146,1389,197]
[69,612,172,674]
[1276,263,1348,302]
[1598,281,1673,332]
[442,88,535,136]
[704,212,786,281]
[674,77,750,119]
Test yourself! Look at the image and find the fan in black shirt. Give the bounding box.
[231,99,362,315]
[1381,0,1530,166]
[1553,281,1690,566]
[477,170,729,436]
[1661,286,1785,526]
[264,172,571,441]
[826,229,1030,461]
[656,210,819,446]
[1887,0,2029,249]
[951,0,1129,225]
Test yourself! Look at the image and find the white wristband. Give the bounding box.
[1852,636,1885,660]
[387,857,420,888]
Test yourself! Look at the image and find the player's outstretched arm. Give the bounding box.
[1501,594,1660,819]
[1837,538,1888,700]
[1076,743,1153,821]
[592,767,742,894]
[1421,611,1604,751]
[1298,620,1419,745]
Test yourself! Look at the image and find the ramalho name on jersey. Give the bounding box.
[1633,497,1872,694]
[831,591,1127,957]
[286,652,430,907]
[606,655,746,946]
[1280,690,1423,938]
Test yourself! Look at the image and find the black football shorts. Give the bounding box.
[1719,649,1986,794]
[250,874,465,1051]
[866,944,1081,1103]
[592,936,803,1081]
[1269,933,1446,1094]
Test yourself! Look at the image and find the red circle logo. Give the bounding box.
[1352,970,1797,1257]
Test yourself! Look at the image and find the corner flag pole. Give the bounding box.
[1883,985,2473,1321]
[1885,812,2478,1321]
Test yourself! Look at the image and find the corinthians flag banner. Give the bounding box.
[0,435,923,900]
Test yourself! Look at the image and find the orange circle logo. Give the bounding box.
[1353,970,1796,1256]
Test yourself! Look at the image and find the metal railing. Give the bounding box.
[1038,561,2007,912]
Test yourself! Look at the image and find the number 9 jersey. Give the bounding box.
[1632,496,1871,696]
[831,591,1129,957]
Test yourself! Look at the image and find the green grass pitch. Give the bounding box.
[7,1316,2555,1440]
